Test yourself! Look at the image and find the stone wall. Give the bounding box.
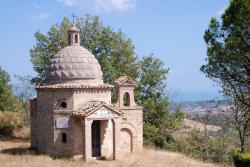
[115,86,136,107]
[33,91,55,154]
[53,90,74,156]
[120,107,143,152]
[100,120,113,159]
[73,89,111,110]
[30,98,37,149]
[31,83,142,159]
[72,119,84,155]
[114,77,143,154]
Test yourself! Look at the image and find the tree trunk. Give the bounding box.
[239,130,245,152]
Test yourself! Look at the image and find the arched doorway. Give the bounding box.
[91,120,101,157]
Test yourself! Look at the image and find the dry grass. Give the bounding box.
[0,140,227,167]
[183,118,222,132]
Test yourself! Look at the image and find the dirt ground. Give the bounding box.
[0,140,227,167]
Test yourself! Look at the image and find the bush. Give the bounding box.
[163,130,235,165]
[0,118,14,136]
[233,151,250,167]
[0,111,26,136]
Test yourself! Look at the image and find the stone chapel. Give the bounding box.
[30,25,143,161]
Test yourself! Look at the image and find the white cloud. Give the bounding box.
[32,2,40,9]
[57,0,136,13]
[217,5,229,16]
[30,3,50,21]
[31,11,50,21]
[93,0,136,12]
[58,0,76,6]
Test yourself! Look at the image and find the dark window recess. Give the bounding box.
[123,92,130,106]
[62,133,67,143]
[75,34,78,43]
[68,34,71,44]
[61,102,67,108]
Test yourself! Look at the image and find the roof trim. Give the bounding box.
[36,84,113,90]
[85,103,123,117]
[114,76,136,86]
[72,101,123,118]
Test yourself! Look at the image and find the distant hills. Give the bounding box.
[170,100,232,116]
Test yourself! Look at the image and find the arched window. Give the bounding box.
[62,133,67,143]
[75,34,78,43]
[123,92,130,106]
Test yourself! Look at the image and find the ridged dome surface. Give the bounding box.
[46,45,103,84]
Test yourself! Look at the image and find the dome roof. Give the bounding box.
[46,26,103,85]
[68,25,80,32]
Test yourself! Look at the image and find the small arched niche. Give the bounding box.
[68,34,71,45]
[123,92,130,106]
[74,34,78,43]
[121,128,133,155]
[62,133,67,143]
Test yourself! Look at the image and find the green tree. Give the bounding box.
[0,66,14,112]
[136,54,169,104]
[201,0,250,151]
[143,97,184,147]
[137,55,183,147]
[30,15,137,84]
[30,15,184,148]
[136,55,169,121]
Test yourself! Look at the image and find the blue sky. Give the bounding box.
[0,0,229,101]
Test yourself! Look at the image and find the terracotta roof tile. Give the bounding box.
[36,83,113,89]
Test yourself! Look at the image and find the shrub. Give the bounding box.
[0,118,14,136]
[163,130,235,165]
[233,151,250,167]
[0,111,26,136]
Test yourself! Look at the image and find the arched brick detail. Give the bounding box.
[121,122,137,138]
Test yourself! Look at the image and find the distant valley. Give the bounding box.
[170,100,233,116]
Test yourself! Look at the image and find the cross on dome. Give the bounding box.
[71,13,76,25]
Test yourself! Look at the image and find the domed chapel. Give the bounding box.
[30,24,143,161]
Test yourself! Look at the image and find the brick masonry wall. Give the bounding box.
[30,98,37,149]
[73,89,111,110]
[35,91,55,154]
[31,85,142,158]
[100,120,113,159]
[120,107,143,151]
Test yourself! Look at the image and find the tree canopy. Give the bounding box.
[30,15,137,84]
[0,66,14,111]
[201,0,250,152]
[201,0,250,108]
[30,14,183,148]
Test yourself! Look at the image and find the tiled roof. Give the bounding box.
[47,45,103,83]
[114,76,136,85]
[68,25,80,32]
[72,100,122,117]
[45,25,104,85]
[36,83,113,89]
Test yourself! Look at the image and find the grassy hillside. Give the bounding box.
[183,118,222,132]
[0,111,231,166]
[0,140,225,167]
